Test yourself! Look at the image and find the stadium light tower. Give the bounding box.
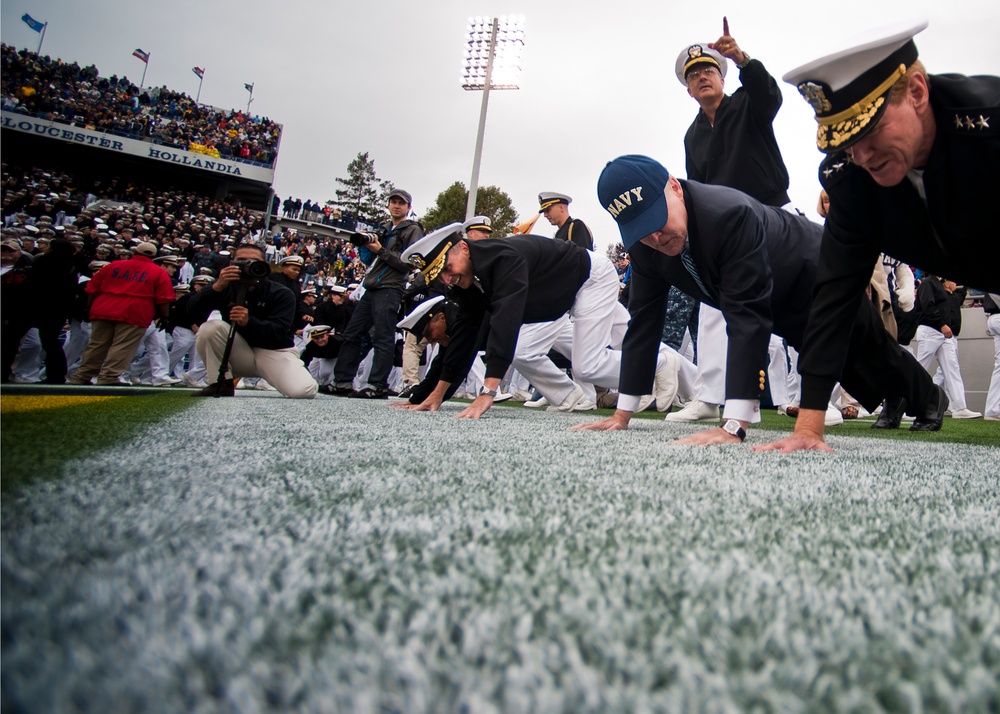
[462,15,525,221]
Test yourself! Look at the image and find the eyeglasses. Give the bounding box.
[685,66,719,83]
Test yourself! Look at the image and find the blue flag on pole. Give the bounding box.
[244,83,254,93]
[22,14,45,32]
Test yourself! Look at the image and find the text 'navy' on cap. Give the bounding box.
[597,155,671,250]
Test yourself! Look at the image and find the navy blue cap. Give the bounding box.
[597,155,671,250]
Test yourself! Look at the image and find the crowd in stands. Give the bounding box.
[1,44,281,166]
[280,196,361,230]
[1,164,369,284]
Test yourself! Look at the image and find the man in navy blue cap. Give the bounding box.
[574,154,942,445]
[758,20,999,452]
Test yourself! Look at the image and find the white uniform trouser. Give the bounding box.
[308,357,336,386]
[195,320,317,398]
[511,319,598,404]
[767,335,791,407]
[169,327,204,378]
[693,305,727,405]
[128,324,170,383]
[12,328,43,381]
[692,306,791,407]
[915,324,968,410]
[985,313,1000,419]
[511,254,625,405]
[63,320,91,372]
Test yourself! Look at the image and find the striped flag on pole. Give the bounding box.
[21,14,45,32]
[132,48,149,63]
[192,67,205,79]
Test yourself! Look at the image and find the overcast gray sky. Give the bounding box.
[4,0,998,252]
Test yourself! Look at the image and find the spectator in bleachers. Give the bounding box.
[1,44,281,167]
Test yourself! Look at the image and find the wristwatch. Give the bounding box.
[722,419,747,441]
[737,52,752,68]
[478,386,498,398]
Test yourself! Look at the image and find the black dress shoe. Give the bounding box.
[911,385,949,432]
[396,384,417,399]
[348,387,389,399]
[191,379,235,397]
[871,396,907,429]
[327,383,355,396]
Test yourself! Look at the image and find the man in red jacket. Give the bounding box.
[70,242,175,385]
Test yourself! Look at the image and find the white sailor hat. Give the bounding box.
[538,192,571,213]
[675,43,728,86]
[174,282,191,292]
[301,287,317,296]
[462,215,492,234]
[400,222,464,282]
[191,275,213,285]
[396,294,447,335]
[279,255,305,267]
[329,285,347,294]
[783,19,928,153]
[309,324,332,339]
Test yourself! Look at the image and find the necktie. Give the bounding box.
[679,246,710,298]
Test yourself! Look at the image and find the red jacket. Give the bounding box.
[86,255,175,327]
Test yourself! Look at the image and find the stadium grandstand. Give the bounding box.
[2,43,279,210]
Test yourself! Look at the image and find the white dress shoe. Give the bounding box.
[950,408,982,419]
[664,400,720,423]
[524,395,549,408]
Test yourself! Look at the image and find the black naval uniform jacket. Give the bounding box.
[798,73,1000,410]
[684,59,791,208]
[622,181,816,402]
[188,278,297,350]
[554,217,595,251]
[441,235,590,383]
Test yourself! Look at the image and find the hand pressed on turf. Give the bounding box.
[455,394,493,419]
[570,410,631,431]
[753,409,834,453]
[673,427,742,446]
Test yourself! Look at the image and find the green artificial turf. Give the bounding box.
[2,395,997,711]
[1,392,196,493]
[495,400,1000,447]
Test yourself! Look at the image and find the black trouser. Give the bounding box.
[792,297,935,415]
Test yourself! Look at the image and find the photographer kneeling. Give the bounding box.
[188,241,317,399]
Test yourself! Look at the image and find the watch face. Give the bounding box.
[723,420,743,437]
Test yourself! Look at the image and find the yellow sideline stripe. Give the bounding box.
[0,395,124,414]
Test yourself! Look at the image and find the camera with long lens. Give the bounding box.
[233,258,271,284]
[349,231,381,247]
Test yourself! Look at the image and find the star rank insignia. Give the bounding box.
[976,115,990,129]
[954,115,965,129]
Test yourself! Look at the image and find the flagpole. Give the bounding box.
[196,74,204,104]
[37,22,47,56]
[140,53,148,88]
[246,86,254,115]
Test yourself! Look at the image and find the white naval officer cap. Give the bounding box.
[537,192,571,213]
[674,43,728,86]
[782,19,928,153]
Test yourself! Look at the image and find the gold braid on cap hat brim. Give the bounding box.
[421,241,453,282]
[817,64,907,150]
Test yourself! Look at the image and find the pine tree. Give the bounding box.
[333,152,392,226]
